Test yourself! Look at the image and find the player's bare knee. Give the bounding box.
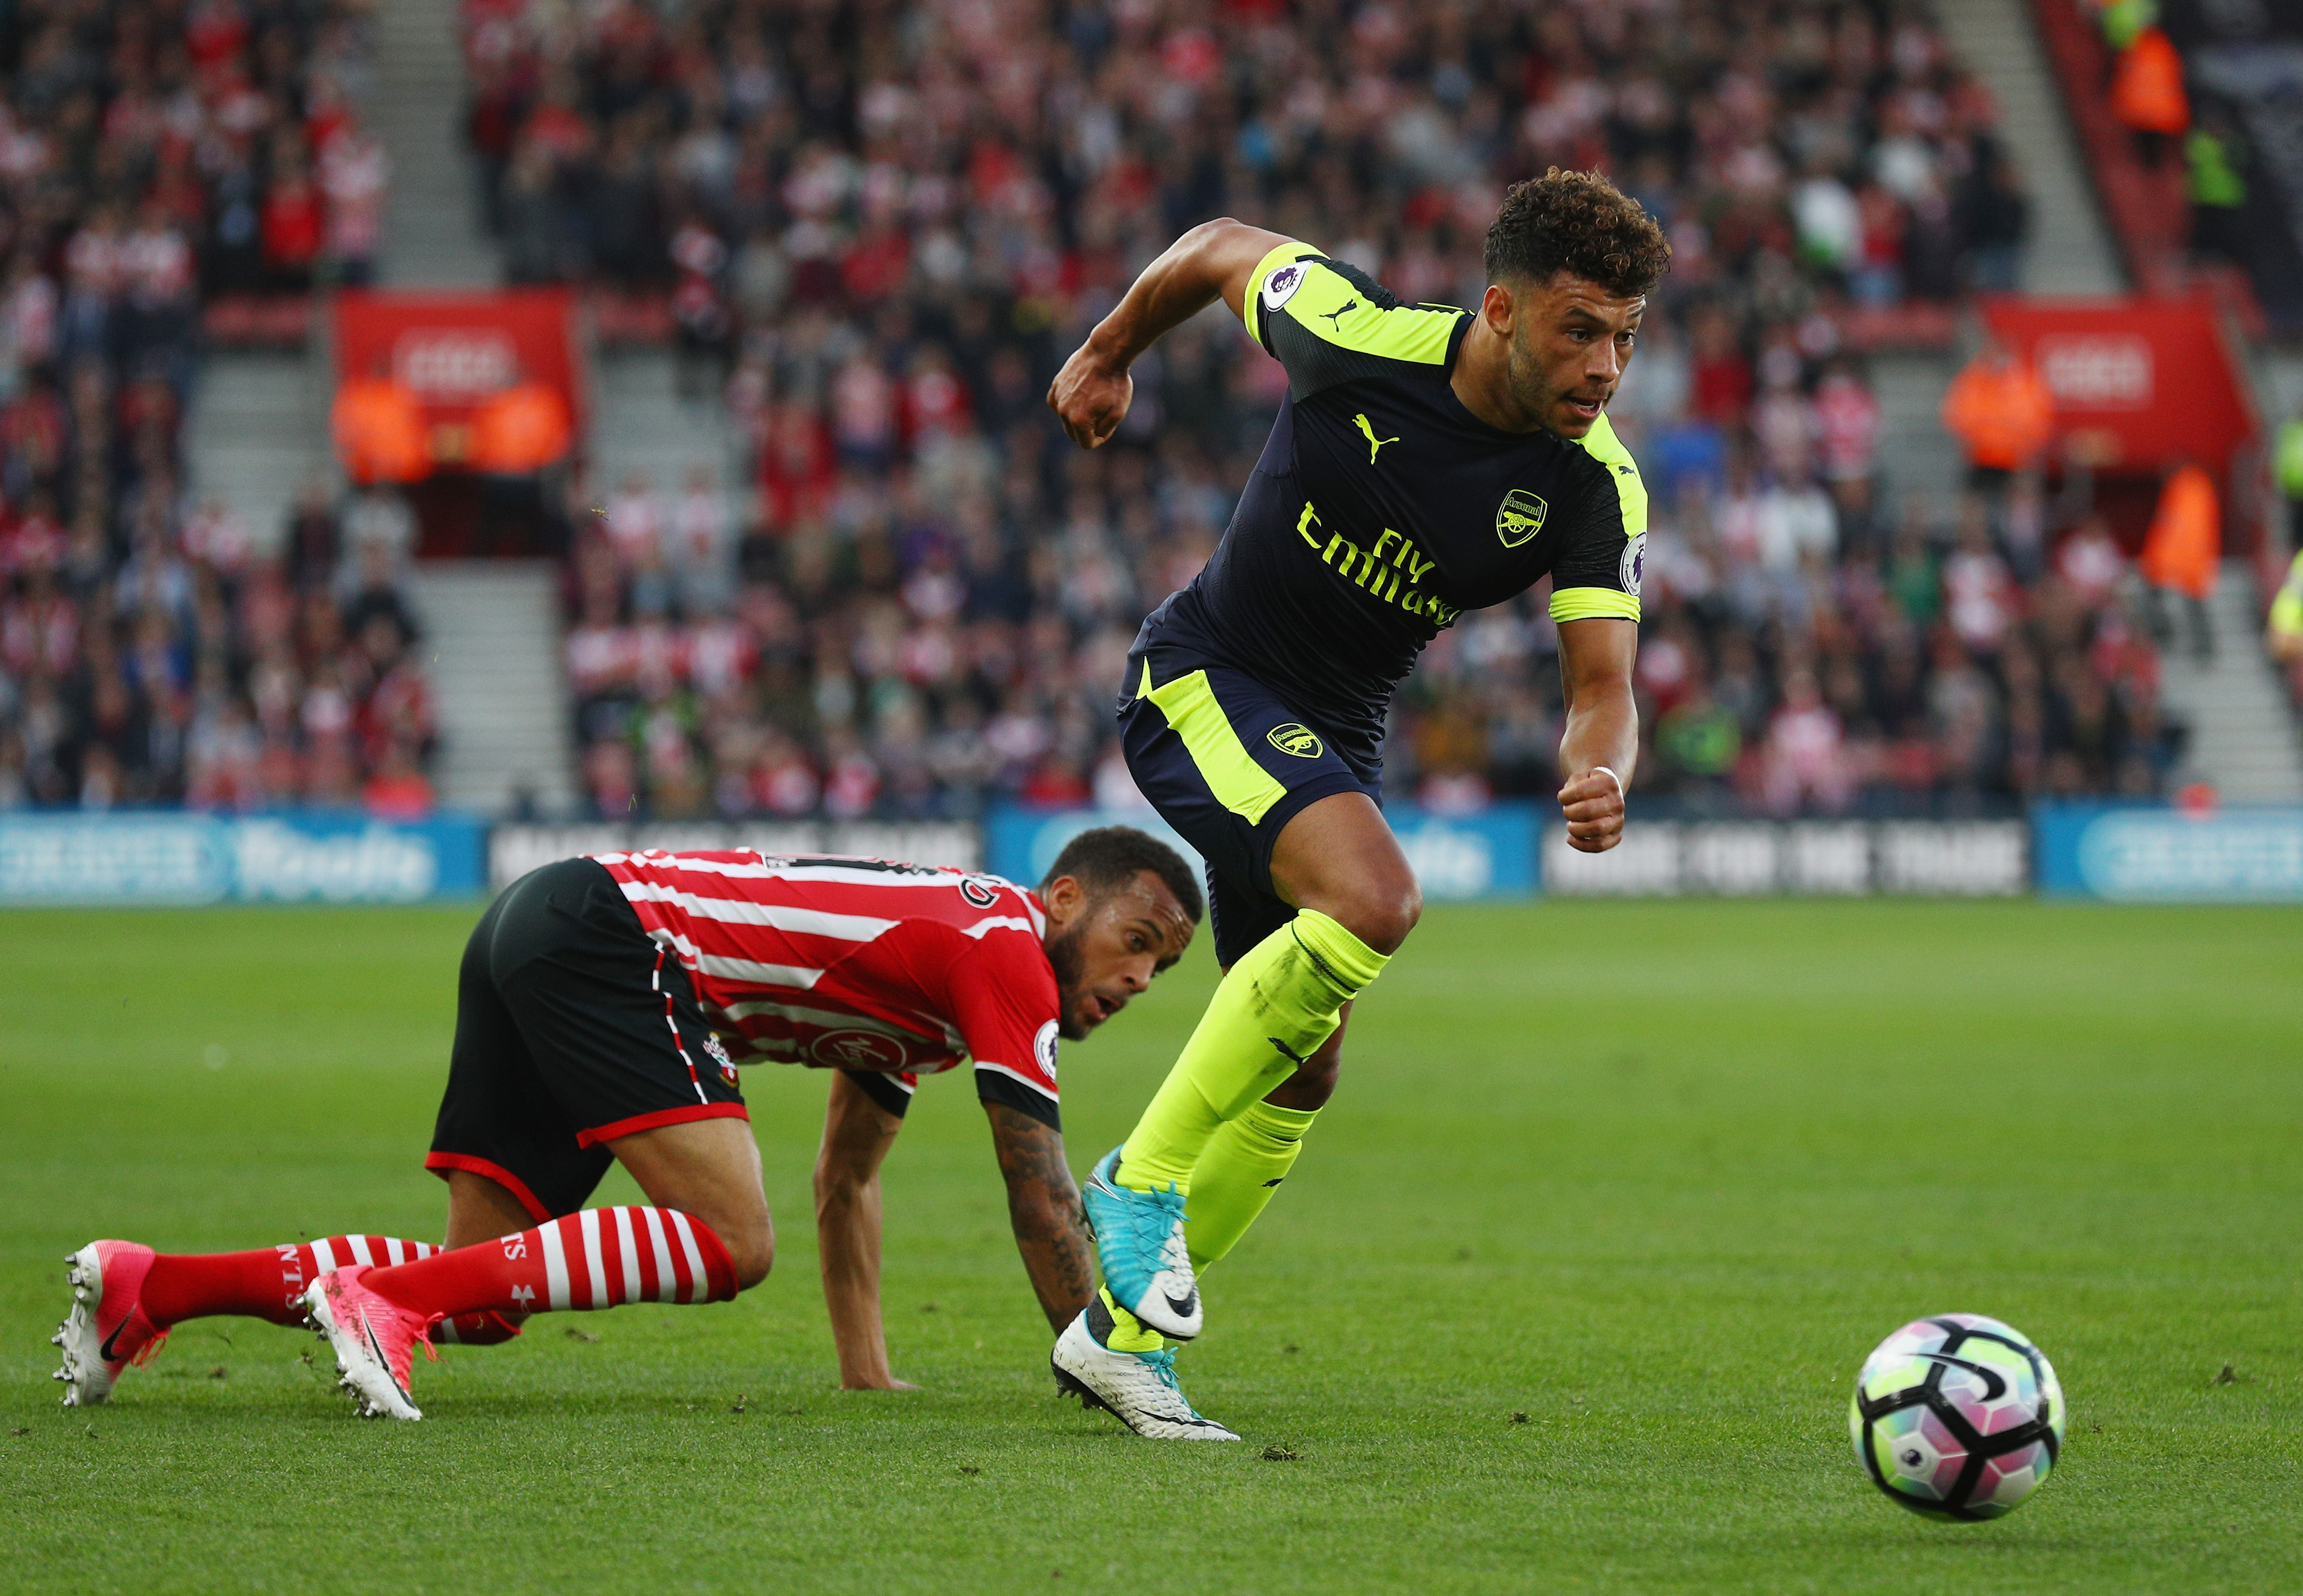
[1335,878,1420,955]
[722,1224,774,1291]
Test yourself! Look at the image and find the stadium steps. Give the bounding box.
[369,0,497,289]
[185,350,331,556]
[1863,0,2132,515]
[404,562,577,816]
[1934,0,2125,295]
[2156,563,2303,803]
[1869,354,1964,512]
[586,348,748,532]
[1862,0,2127,515]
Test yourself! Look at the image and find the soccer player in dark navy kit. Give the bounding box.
[1041,169,1670,1436]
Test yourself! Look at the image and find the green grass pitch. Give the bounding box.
[2,898,2297,1594]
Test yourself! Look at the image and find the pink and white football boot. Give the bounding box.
[302,1266,438,1421]
[53,1240,169,1406]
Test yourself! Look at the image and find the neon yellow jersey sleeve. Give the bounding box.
[1244,245,1469,398]
[1549,414,1646,625]
[2272,550,2303,640]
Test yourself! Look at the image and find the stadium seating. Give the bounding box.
[0,0,2181,821]
[0,0,434,812]
[461,0,2169,822]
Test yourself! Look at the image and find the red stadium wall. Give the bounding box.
[1982,295,2260,554]
[334,288,586,443]
[333,290,586,558]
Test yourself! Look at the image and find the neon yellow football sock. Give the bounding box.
[1116,909,1385,1194]
[1184,1099,1319,1271]
[1097,1285,1165,1352]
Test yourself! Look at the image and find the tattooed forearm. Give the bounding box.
[986,1103,1096,1328]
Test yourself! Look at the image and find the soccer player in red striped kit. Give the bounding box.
[53,828,1199,1420]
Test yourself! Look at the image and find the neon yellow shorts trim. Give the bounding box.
[1137,660,1290,825]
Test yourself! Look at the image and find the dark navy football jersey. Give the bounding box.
[1140,242,1647,754]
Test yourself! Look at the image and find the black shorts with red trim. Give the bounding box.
[427,856,747,1221]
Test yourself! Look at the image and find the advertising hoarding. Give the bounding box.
[2034,804,2303,901]
[1543,820,2029,896]
[0,813,486,905]
[488,821,980,893]
[983,805,1540,899]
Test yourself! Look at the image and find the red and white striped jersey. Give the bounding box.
[591,850,1062,1120]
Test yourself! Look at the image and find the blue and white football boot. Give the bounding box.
[1051,1296,1238,1441]
[1080,1146,1201,1339]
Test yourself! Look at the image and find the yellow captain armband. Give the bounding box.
[1551,587,1641,623]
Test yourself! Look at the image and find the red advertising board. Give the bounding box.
[1979,296,2254,475]
[333,288,584,459]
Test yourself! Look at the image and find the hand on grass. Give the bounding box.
[1559,766,1625,854]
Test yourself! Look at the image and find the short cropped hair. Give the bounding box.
[1041,826,1203,923]
[1484,168,1671,298]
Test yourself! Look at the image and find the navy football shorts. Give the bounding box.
[1117,641,1382,967]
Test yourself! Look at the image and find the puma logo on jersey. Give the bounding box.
[1318,297,1360,329]
[1354,413,1399,464]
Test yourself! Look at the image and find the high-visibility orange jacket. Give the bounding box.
[2111,29,2190,136]
[2139,464,2219,599]
[469,381,573,474]
[331,377,430,484]
[1942,354,2057,472]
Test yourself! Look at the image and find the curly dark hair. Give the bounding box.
[1041,825,1204,923]
[1483,168,1671,297]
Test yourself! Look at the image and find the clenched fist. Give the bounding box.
[1558,766,1625,854]
[1047,346,1133,449]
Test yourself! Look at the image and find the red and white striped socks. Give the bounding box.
[143,1236,441,1328]
[361,1207,738,1321]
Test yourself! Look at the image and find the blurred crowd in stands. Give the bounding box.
[481,0,2178,822]
[0,0,2196,821]
[0,0,434,813]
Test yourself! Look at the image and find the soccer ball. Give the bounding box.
[1849,1313,2064,1521]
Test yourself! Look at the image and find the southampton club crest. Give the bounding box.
[701,1031,739,1085]
[1496,489,1548,548]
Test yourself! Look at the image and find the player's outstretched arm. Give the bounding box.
[983,1103,1096,1332]
[1046,217,1293,449]
[1556,617,1639,854]
[813,1072,917,1391]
